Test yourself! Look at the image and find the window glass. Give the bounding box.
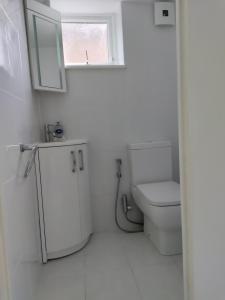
[62,22,110,65]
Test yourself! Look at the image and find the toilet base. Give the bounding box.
[144,216,182,255]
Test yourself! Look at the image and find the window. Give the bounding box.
[62,17,116,66]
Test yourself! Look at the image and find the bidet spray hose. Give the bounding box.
[116,159,122,178]
[114,159,143,233]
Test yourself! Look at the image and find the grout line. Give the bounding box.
[83,243,88,300]
[120,233,144,300]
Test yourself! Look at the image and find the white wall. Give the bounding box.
[0,1,41,299]
[39,2,178,232]
[178,0,225,299]
[50,0,121,14]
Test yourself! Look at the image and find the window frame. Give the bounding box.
[61,15,118,67]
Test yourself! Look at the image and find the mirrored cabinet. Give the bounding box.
[24,0,66,92]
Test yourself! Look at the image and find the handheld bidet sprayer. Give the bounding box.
[116,158,122,178]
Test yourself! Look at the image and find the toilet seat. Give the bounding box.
[135,181,180,207]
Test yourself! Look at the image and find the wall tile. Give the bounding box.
[0,0,41,299]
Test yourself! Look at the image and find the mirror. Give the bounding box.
[34,16,62,88]
[25,0,66,92]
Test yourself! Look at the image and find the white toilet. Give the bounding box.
[128,140,182,255]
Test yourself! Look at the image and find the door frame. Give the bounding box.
[0,192,10,300]
[176,0,193,299]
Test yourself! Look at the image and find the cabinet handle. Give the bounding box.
[78,149,84,171]
[70,151,76,173]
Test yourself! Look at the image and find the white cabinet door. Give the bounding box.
[38,146,81,257]
[76,144,93,240]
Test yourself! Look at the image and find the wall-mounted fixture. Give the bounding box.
[154,2,175,26]
[20,143,38,178]
[44,121,65,142]
[24,0,67,92]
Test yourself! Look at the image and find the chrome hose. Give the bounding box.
[114,159,143,233]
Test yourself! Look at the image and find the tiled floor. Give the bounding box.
[36,233,183,300]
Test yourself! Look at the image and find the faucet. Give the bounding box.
[44,123,55,142]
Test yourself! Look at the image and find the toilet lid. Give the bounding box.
[136,181,180,207]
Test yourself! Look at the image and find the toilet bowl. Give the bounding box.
[128,140,182,255]
[132,181,182,255]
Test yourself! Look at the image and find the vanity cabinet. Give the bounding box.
[24,0,66,92]
[35,140,92,263]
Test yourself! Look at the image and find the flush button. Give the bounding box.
[162,10,169,17]
[154,2,175,26]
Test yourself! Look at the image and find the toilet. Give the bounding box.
[128,140,182,255]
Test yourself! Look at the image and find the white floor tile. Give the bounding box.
[35,232,183,300]
[86,266,141,300]
[41,252,84,278]
[84,233,129,271]
[133,263,184,300]
[36,255,85,300]
[120,232,176,267]
[85,233,141,300]
[36,274,85,300]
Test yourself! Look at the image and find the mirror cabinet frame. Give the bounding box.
[24,0,67,92]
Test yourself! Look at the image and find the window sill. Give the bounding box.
[65,64,127,70]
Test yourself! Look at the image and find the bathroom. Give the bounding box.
[1,0,181,299]
[1,0,225,300]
